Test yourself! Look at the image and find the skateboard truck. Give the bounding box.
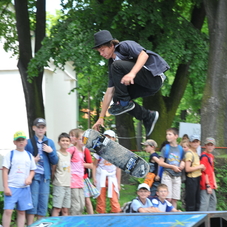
[125,156,139,174]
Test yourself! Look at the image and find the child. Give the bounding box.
[83,146,97,214]
[130,183,160,213]
[67,128,85,215]
[2,131,36,227]
[93,130,121,213]
[159,128,185,208]
[25,118,58,225]
[92,30,169,136]
[190,134,201,156]
[184,136,205,211]
[199,137,217,211]
[150,184,181,212]
[141,139,160,194]
[51,133,71,216]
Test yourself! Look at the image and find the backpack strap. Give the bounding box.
[178,145,184,160]
[8,150,32,174]
[8,150,14,174]
[200,154,212,166]
[31,136,38,157]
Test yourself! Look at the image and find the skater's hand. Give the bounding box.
[121,72,135,86]
[92,118,104,131]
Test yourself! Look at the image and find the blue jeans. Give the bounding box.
[26,173,50,216]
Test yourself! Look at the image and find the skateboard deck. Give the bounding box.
[82,129,149,178]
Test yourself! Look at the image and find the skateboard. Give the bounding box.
[82,129,149,178]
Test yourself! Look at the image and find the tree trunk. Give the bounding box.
[144,2,206,148]
[116,115,137,150]
[14,0,45,137]
[201,0,227,146]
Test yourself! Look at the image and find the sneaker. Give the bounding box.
[108,101,135,116]
[143,111,159,136]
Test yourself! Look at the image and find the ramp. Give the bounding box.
[29,212,208,227]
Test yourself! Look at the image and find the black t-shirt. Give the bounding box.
[149,152,159,174]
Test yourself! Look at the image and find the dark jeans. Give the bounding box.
[110,60,162,120]
[185,176,201,211]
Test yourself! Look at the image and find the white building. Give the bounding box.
[0,42,79,153]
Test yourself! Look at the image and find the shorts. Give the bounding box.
[71,188,85,215]
[26,173,50,216]
[4,187,33,211]
[161,171,181,200]
[53,185,71,208]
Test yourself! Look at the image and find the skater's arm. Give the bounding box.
[121,50,149,85]
[92,87,115,131]
[116,168,121,191]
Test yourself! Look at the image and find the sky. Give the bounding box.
[46,0,61,15]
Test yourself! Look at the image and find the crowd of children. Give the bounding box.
[2,118,218,226]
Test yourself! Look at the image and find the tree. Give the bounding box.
[0,0,46,136]
[201,0,227,146]
[28,0,208,148]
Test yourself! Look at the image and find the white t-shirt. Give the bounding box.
[151,197,174,212]
[3,149,36,188]
[94,153,116,173]
[131,198,153,213]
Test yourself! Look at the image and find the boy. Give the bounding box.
[199,137,217,211]
[141,139,160,193]
[150,184,181,212]
[25,118,58,225]
[159,128,185,208]
[184,136,205,211]
[92,30,170,136]
[51,133,71,216]
[93,130,121,213]
[130,183,160,213]
[190,134,201,156]
[2,131,36,227]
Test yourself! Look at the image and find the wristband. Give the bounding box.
[99,116,104,119]
[206,185,210,188]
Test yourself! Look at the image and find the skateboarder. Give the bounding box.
[92,30,170,136]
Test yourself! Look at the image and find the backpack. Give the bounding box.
[121,198,138,213]
[158,144,184,179]
[200,154,212,166]
[8,150,32,174]
[31,136,48,157]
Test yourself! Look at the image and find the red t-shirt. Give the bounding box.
[83,147,92,179]
[200,152,215,190]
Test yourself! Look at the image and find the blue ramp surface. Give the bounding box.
[29,213,207,227]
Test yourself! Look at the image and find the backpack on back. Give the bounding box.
[121,198,138,213]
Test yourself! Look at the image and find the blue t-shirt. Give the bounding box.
[150,197,173,212]
[131,198,153,213]
[160,145,183,176]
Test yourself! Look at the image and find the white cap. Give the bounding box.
[104,130,116,138]
[137,183,150,191]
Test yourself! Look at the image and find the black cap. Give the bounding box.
[33,118,46,127]
[93,30,114,48]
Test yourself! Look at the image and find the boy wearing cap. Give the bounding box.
[93,130,121,213]
[2,131,36,227]
[183,135,205,211]
[190,135,201,156]
[199,137,217,211]
[25,118,58,225]
[130,183,160,213]
[141,139,160,190]
[92,30,170,137]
